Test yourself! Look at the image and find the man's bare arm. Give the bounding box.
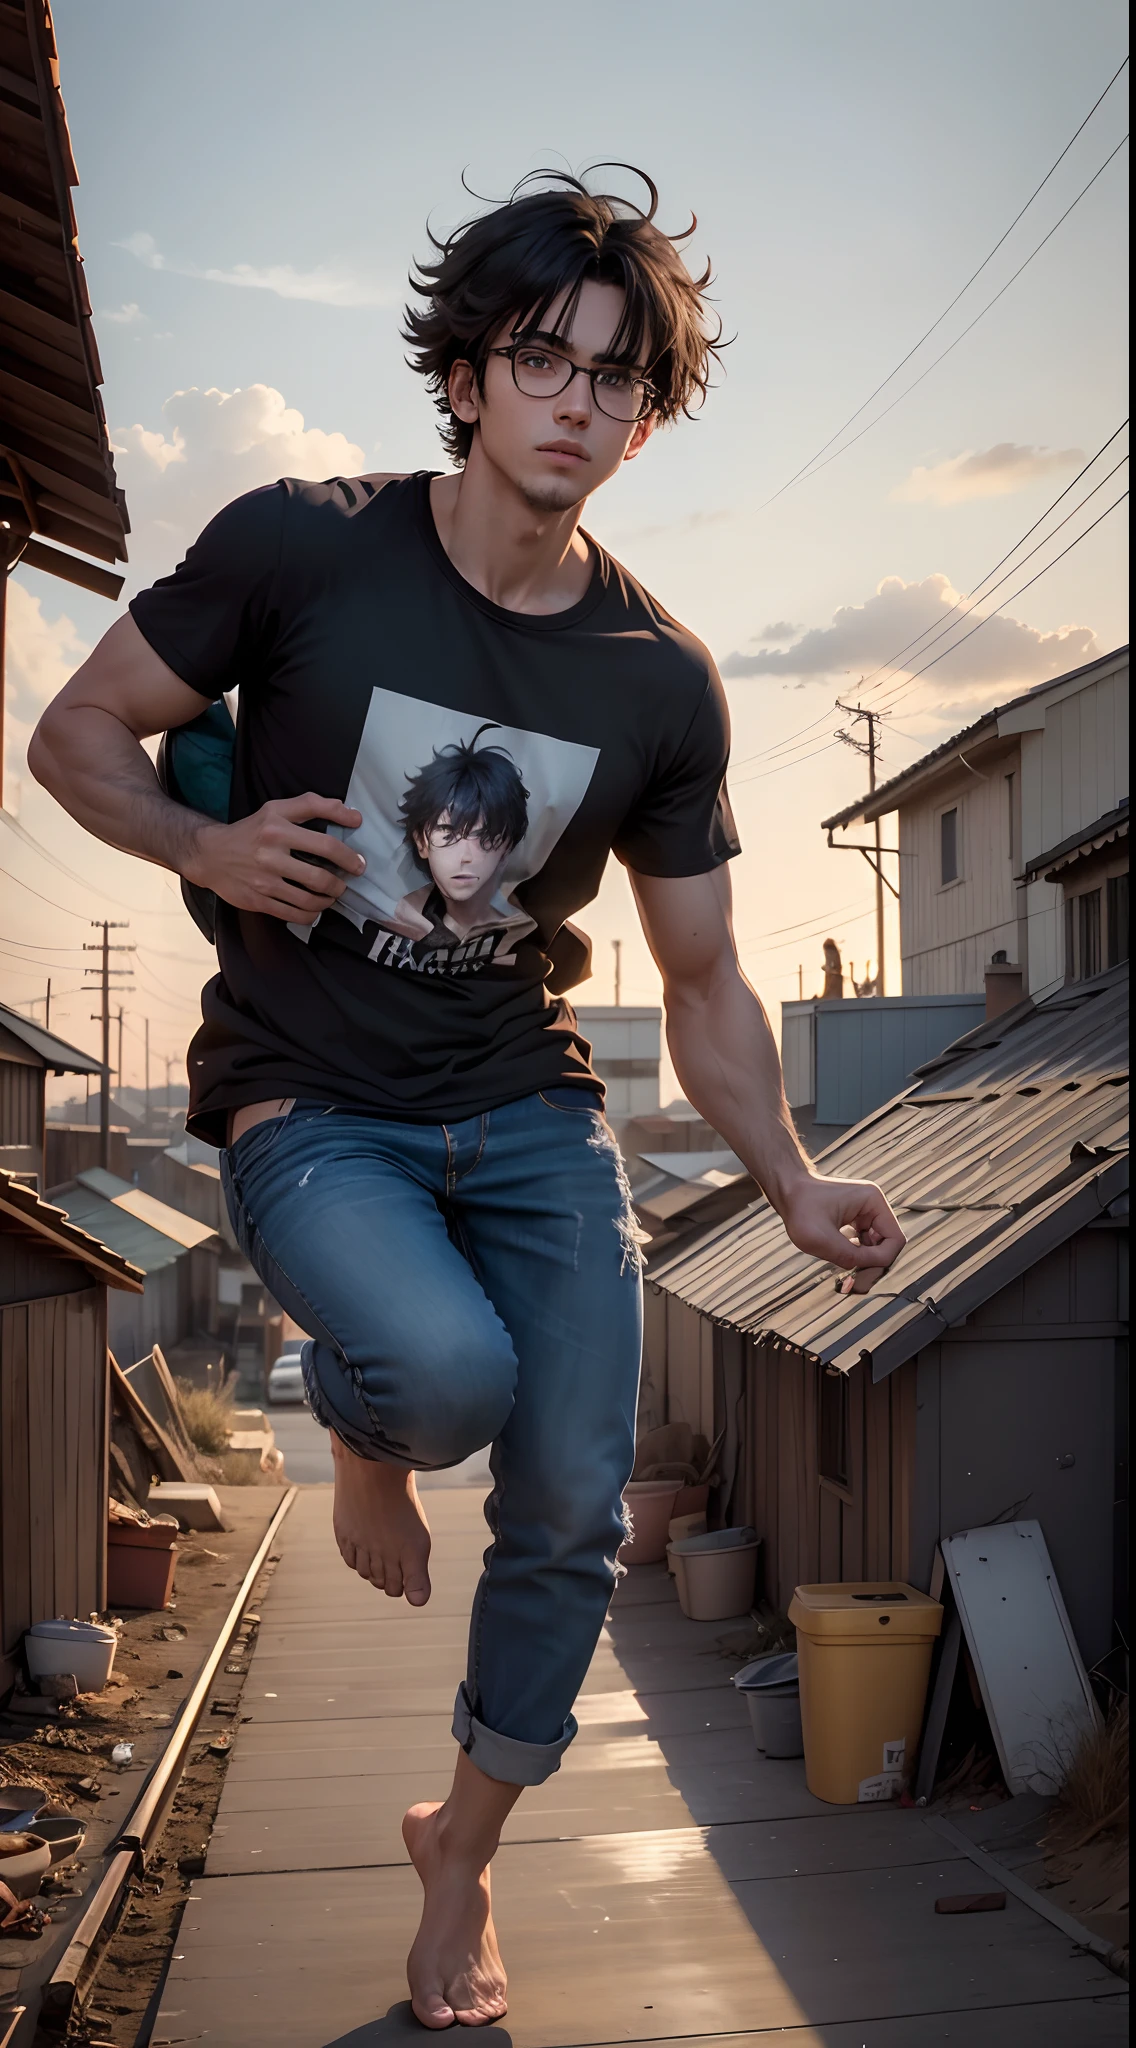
[630,865,906,1293]
[28,615,365,924]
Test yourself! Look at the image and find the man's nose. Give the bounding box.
[553,367,591,429]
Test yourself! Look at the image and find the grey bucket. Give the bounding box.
[732,1651,803,1758]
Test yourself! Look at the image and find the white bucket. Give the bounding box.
[668,1526,760,1621]
[25,1618,117,1693]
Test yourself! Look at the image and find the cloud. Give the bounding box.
[99,301,145,325]
[118,231,394,309]
[755,619,799,641]
[721,572,1100,689]
[111,384,366,587]
[892,443,1084,505]
[3,582,91,791]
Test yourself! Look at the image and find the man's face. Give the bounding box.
[449,277,655,512]
[414,812,510,903]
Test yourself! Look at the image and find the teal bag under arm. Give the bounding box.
[156,698,236,945]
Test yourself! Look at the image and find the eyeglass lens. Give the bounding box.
[510,345,650,421]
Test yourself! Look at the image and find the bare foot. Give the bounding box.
[403,1804,508,2028]
[330,1433,432,1603]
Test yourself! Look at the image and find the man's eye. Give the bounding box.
[517,350,553,371]
[595,369,634,391]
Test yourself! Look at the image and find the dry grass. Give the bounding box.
[175,1377,236,1457]
[1049,1696,1129,1852]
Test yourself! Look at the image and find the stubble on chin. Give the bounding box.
[517,475,588,516]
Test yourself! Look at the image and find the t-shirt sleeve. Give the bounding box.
[613,672,741,876]
[128,484,285,701]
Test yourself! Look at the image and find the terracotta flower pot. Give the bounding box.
[618,1480,682,1566]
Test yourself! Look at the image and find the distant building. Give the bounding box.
[574,1006,661,1117]
[52,1167,222,1363]
[0,1001,103,1192]
[822,646,1128,1001]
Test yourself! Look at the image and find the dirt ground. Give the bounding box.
[0,1488,289,2046]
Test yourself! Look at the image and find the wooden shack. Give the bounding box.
[646,967,1129,1669]
[0,1169,142,1695]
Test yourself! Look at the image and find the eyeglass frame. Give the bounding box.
[485,340,660,423]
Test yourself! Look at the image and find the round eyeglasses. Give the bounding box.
[488,342,658,423]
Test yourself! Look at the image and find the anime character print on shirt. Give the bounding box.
[291,686,599,976]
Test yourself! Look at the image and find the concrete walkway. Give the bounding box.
[153,1484,1128,2046]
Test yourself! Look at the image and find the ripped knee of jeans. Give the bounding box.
[587,1117,650,1276]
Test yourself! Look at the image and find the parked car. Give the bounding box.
[267,1346,306,1405]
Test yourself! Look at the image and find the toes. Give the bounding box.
[403,1563,431,1607]
[411,1994,456,2028]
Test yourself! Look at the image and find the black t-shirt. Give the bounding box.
[130,471,739,1144]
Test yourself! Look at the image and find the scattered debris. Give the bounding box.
[111,1742,134,1768]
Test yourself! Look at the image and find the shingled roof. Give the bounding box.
[0,0,128,597]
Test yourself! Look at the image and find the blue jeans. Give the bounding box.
[220,1090,644,1786]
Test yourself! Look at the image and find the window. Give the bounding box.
[1107,872,1129,967]
[819,1368,850,1491]
[940,806,959,885]
[1078,889,1102,979]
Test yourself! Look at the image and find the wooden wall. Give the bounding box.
[896,739,1021,998]
[738,1339,917,1614]
[0,1286,109,1691]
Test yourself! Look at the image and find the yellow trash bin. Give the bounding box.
[788,1581,943,1804]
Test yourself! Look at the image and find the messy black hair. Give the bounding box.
[400,724,530,874]
[403,165,723,464]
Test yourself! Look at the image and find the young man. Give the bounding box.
[31,169,904,2029]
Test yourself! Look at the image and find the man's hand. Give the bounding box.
[780,1173,906,1296]
[184,794,365,924]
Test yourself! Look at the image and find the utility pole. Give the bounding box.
[144,1018,151,1133]
[612,938,623,1007]
[84,921,134,1170]
[44,978,51,1031]
[116,1006,124,1098]
[834,699,889,996]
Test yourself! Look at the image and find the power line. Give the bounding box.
[734,894,871,942]
[729,736,845,788]
[862,452,1129,701]
[854,422,1129,695]
[765,131,1129,504]
[0,809,186,918]
[877,489,1129,707]
[728,418,1130,781]
[759,59,1130,507]
[738,905,877,958]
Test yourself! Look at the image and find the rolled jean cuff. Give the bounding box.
[451,1682,577,1787]
[300,1342,408,1467]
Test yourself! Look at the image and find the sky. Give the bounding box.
[1,0,1129,1104]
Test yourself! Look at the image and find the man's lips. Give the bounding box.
[537,441,590,461]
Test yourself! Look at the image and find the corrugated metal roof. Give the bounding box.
[650,966,1129,1380]
[0,0,129,597]
[54,1183,187,1276]
[0,999,102,1074]
[74,1166,219,1250]
[0,1165,143,1290]
[1023,800,1129,881]
[820,647,1128,833]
